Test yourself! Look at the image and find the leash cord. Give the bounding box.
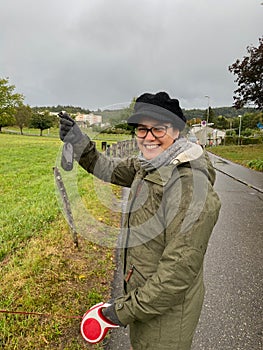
[0,309,82,319]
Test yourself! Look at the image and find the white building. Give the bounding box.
[191,125,225,147]
[75,113,102,127]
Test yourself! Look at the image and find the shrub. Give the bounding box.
[247,159,263,171]
[224,136,238,145]
[224,136,262,145]
[242,137,262,145]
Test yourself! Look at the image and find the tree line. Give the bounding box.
[0,77,262,137]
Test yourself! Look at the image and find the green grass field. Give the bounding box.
[0,133,120,349]
[208,144,263,171]
[2,125,132,142]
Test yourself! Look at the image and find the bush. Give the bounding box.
[226,130,237,136]
[224,135,238,145]
[247,159,263,171]
[224,136,262,145]
[242,137,262,145]
[241,128,256,137]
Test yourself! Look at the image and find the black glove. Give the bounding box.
[102,303,124,327]
[58,112,84,145]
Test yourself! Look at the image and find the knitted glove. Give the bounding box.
[58,111,84,144]
[101,302,124,327]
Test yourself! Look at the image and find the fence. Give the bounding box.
[102,138,139,157]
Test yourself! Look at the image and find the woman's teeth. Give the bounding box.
[144,144,159,149]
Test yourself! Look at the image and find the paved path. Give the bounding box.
[208,152,263,193]
[104,154,263,350]
[192,154,263,350]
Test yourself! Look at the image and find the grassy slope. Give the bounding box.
[208,144,263,171]
[0,134,120,349]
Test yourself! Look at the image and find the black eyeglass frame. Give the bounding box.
[135,125,173,139]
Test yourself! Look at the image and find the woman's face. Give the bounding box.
[136,117,179,160]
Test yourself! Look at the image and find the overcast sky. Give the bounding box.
[1,0,262,110]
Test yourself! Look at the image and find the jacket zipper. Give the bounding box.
[123,179,144,291]
[125,264,147,283]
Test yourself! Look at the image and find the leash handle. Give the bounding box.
[80,302,119,344]
[61,142,74,171]
[58,112,74,171]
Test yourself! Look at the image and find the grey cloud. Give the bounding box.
[0,0,262,109]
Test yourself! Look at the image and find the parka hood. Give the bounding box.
[171,142,216,186]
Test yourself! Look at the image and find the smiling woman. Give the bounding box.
[59,91,221,350]
[127,92,185,160]
[135,119,179,159]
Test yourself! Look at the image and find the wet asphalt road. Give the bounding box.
[192,166,263,350]
[104,154,263,350]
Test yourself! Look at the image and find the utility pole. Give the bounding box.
[204,95,210,146]
[205,95,210,123]
[238,115,242,145]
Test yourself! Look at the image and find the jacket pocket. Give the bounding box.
[125,264,147,284]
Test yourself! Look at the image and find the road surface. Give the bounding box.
[192,163,263,350]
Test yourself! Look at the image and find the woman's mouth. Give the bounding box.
[143,144,160,150]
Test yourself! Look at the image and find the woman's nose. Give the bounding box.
[144,130,156,140]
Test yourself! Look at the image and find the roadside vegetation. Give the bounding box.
[0,133,121,349]
[208,144,263,171]
[0,110,262,349]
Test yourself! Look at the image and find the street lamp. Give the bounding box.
[205,95,210,123]
[204,95,210,147]
[238,115,242,145]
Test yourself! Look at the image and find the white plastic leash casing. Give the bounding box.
[80,302,119,344]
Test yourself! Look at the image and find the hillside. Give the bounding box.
[32,105,256,123]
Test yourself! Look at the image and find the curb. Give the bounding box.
[208,152,263,194]
[213,165,263,194]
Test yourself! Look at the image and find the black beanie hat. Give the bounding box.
[127,92,186,131]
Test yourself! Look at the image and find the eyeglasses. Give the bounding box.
[135,125,172,139]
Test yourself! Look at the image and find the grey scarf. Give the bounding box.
[138,137,194,172]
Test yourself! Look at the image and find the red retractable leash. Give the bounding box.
[1,303,119,345]
[80,302,119,344]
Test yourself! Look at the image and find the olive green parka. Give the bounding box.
[74,136,221,350]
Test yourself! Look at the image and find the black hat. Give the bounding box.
[127,92,186,131]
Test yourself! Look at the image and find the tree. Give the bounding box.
[29,111,54,136]
[204,106,216,124]
[213,115,229,130]
[108,97,136,125]
[231,112,262,133]
[0,77,24,132]
[120,97,136,121]
[229,37,263,110]
[14,104,32,134]
[0,112,15,132]
[240,112,263,130]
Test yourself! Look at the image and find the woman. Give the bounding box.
[59,92,221,350]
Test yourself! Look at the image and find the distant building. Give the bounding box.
[75,113,102,127]
[191,125,225,147]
